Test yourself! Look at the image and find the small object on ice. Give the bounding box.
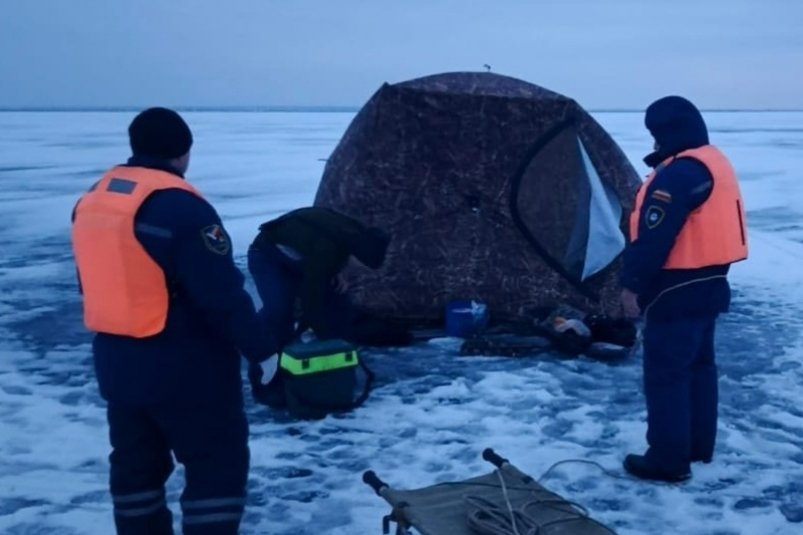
[445,299,489,337]
[470,300,487,318]
[780,503,803,523]
[300,329,317,343]
[553,317,591,337]
[734,497,771,510]
[587,342,632,361]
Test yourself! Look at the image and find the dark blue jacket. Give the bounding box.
[621,97,731,320]
[87,157,272,408]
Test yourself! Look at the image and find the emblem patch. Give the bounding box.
[201,224,230,255]
[645,206,665,229]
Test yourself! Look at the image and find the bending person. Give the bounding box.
[247,207,401,405]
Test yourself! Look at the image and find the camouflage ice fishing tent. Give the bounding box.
[314,72,641,324]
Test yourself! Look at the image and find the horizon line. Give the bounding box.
[1,105,803,113]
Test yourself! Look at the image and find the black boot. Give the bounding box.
[623,454,691,483]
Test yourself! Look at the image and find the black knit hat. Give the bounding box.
[128,107,193,159]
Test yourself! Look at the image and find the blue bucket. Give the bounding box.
[445,300,489,338]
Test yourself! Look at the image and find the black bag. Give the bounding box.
[585,314,637,347]
[276,339,374,420]
[532,305,593,356]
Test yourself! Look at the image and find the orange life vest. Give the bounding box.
[629,145,748,269]
[71,166,203,337]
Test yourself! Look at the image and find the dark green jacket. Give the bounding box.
[253,207,388,334]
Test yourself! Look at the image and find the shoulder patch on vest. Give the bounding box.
[645,205,665,229]
[107,178,137,194]
[201,224,230,255]
[651,189,672,203]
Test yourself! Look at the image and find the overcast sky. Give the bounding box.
[2,0,801,110]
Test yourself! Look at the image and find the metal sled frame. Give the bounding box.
[363,449,616,535]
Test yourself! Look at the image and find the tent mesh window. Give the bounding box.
[514,126,625,284]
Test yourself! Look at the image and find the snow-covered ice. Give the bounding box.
[1,110,802,534]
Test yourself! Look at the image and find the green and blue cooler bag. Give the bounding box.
[279,339,373,420]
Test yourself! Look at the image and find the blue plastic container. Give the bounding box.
[445,300,489,338]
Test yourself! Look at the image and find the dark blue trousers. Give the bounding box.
[642,314,719,474]
[246,242,353,402]
[107,402,249,535]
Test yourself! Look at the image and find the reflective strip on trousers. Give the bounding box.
[182,496,245,526]
[113,489,163,505]
[183,512,243,526]
[113,488,167,518]
[181,497,246,511]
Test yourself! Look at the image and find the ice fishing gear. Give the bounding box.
[532,305,594,356]
[278,339,374,420]
[413,302,638,361]
[363,449,617,535]
[585,314,637,347]
[445,299,489,338]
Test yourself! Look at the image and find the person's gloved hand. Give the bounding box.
[258,354,280,385]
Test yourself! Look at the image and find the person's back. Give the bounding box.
[257,206,388,272]
[72,108,272,534]
[91,172,259,407]
[251,207,389,339]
